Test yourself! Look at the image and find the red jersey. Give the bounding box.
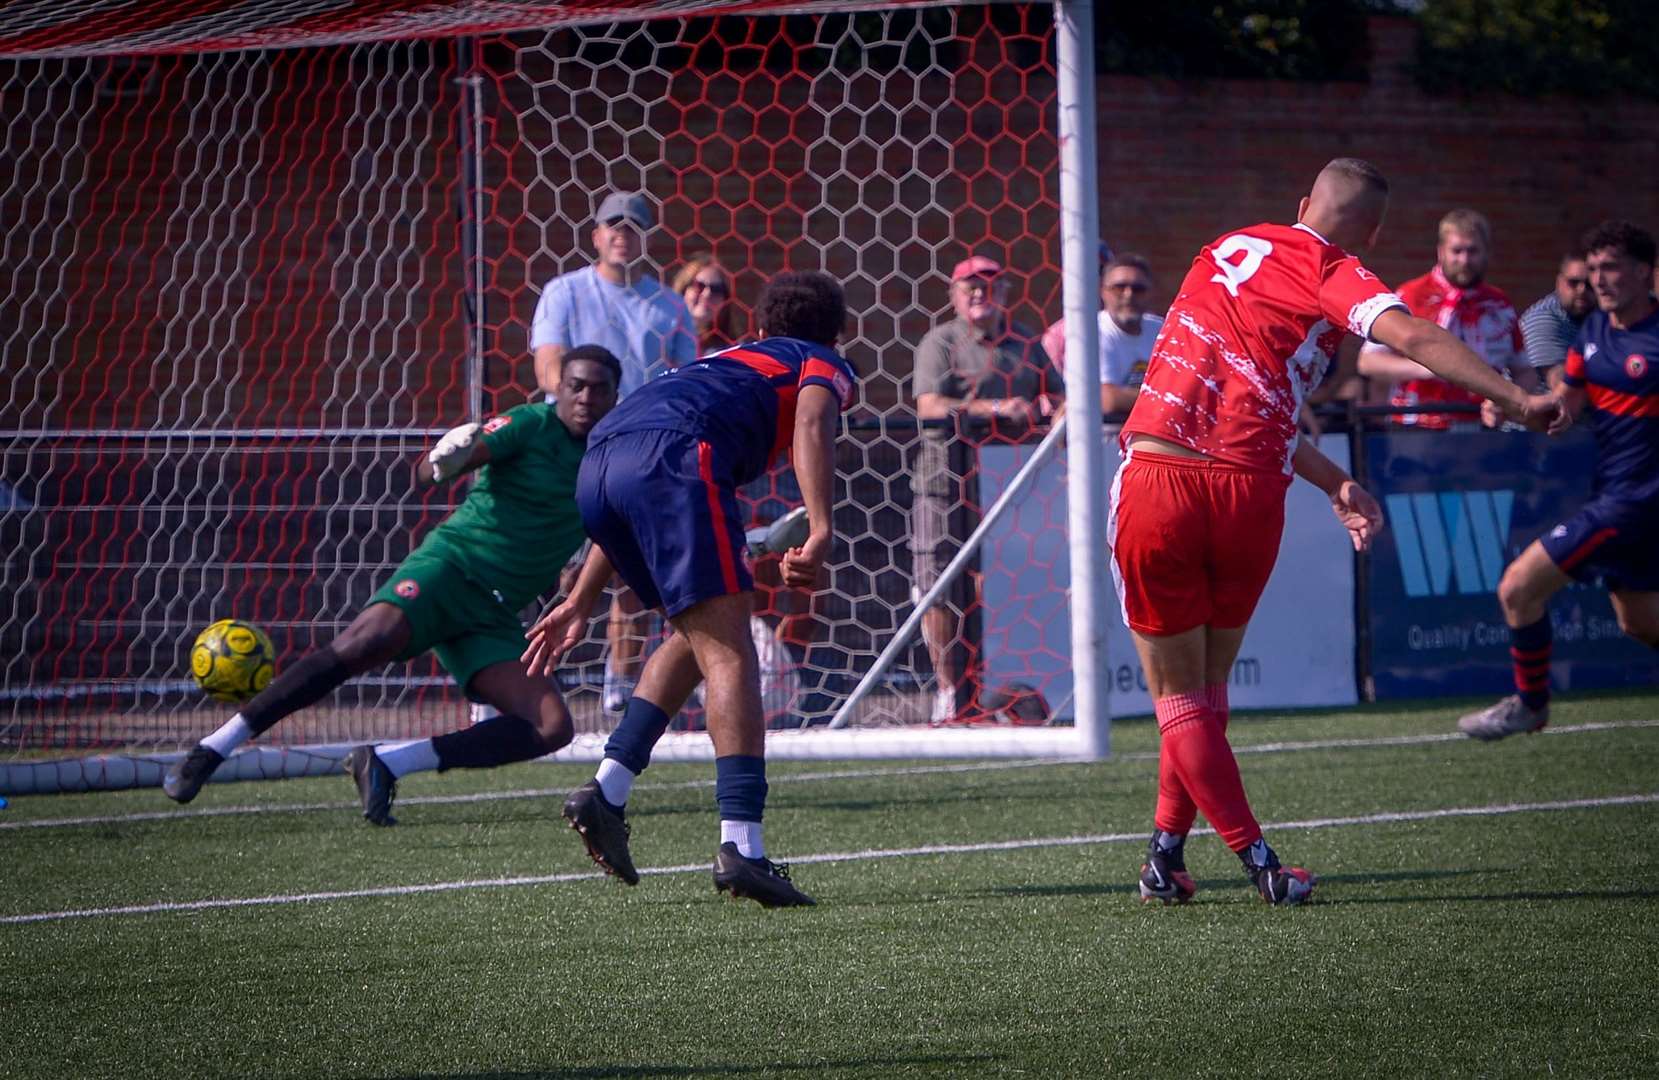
[1122,222,1404,474]
[1387,266,1523,429]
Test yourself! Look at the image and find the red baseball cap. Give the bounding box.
[950,255,1003,282]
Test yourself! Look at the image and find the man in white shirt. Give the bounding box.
[1095,253,1161,415]
[531,191,698,711]
[1041,252,1161,416]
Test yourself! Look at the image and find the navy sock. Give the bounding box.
[603,697,671,775]
[241,647,351,735]
[432,715,547,771]
[714,754,768,823]
[1510,615,1552,710]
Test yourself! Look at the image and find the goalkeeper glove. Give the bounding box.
[427,422,481,483]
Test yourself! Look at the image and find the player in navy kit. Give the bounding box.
[1460,221,1659,739]
[523,271,855,906]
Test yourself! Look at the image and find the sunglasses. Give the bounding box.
[688,278,729,298]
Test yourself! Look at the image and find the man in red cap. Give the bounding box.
[910,254,1063,723]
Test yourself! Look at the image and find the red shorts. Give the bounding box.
[1108,450,1291,637]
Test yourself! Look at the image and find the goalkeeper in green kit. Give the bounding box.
[163,346,623,825]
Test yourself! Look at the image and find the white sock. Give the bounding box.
[200,714,254,757]
[595,757,636,807]
[375,738,441,779]
[721,819,764,859]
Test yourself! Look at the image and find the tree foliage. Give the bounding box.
[1414,0,1659,100]
[1094,1,1374,82]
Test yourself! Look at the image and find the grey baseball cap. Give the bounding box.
[595,191,654,230]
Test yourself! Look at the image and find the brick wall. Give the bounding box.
[1092,16,1659,315]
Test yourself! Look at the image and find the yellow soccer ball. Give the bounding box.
[189,619,277,704]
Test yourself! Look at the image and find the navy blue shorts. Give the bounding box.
[1540,495,1659,593]
[577,429,753,618]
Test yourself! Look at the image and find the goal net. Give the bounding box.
[0,1,1110,791]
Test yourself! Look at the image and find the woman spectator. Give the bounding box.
[671,253,739,352]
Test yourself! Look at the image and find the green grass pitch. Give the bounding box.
[4,691,1658,1078]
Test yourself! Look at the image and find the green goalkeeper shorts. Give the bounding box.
[367,550,528,699]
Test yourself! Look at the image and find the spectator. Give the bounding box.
[671,252,740,352]
[1359,208,1538,427]
[531,191,698,712]
[1042,252,1160,416]
[1063,253,1162,417]
[1519,252,1595,389]
[1038,240,1115,370]
[911,254,1063,723]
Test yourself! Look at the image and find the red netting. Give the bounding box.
[1,7,1075,753]
[0,1,954,59]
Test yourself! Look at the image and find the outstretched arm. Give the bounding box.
[414,423,492,489]
[782,383,839,588]
[1355,343,1432,382]
[1368,309,1560,430]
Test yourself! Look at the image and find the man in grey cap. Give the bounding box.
[532,190,698,712]
[532,192,696,397]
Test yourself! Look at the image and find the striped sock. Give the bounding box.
[1510,616,1551,711]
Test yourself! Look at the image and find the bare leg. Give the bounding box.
[921,605,961,697]
[470,661,573,751]
[670,592,763,757]
[633,629,706,716]
[1610,589,1659,649]
[608,585,650,683]
[1201,625,1249,694]
[1498,541,1572,627]
[1129,625,1206,700]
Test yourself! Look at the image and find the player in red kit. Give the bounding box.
[1112,159,1563,906]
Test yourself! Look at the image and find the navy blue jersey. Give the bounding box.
[589,336,857,485]
[1564,307,1659,503]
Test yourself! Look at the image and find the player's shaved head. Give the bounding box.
[1300,158,1390,250]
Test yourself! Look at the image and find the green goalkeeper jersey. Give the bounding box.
[413,402,587,610]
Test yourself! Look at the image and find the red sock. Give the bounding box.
[1154,691,1261,852]
[1151,683,1234,836]
[1154,742,1199,836]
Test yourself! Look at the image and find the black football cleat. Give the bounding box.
[562,780,640,885]
[712,842,815,908]
[1138,831,1198,905]
[162,745,225,804]
[1241,841,1316,906]
[345,745,398,827]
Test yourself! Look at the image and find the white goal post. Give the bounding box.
[0,0,1110,794]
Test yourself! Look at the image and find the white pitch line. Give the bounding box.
[4,719,1656,832]
[4,791,1656,926]
[0,759,1072,831]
